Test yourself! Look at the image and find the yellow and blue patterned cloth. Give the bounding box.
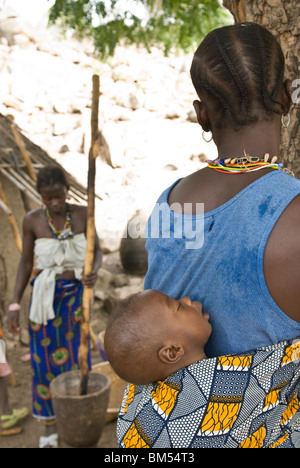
[29,278,91,420]
[118,337,300,448]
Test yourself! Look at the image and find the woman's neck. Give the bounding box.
[47,204,67,219]
[213,119,281,160]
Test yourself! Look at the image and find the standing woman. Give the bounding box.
[7,166,102,448]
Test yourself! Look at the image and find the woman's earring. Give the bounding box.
[202,130,213,143]
[281,113,291,128]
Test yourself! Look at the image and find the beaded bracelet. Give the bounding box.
[8,303,21,312]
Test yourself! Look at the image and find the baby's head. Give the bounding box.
[104,289,212,385]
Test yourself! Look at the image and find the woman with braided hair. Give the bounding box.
[145,22,300,357]
[126,22,300,448]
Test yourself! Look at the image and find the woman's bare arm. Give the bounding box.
[8,214,35,333]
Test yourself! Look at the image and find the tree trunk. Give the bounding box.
[223,0,300,178]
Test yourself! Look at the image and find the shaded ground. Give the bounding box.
[0,343,118,449]
[0,252,128,449]
[0,234,143,449]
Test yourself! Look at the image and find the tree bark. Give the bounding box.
[223,0,300,178]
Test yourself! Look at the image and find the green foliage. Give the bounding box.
[49,0,232,58]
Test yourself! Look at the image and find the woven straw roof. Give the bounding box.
[0,113,90,210]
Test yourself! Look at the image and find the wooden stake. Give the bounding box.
[0,177,22,253]
[0,426,22,437]
[11,125,37,182]
[9,150,31,212]
[78,75,100,395]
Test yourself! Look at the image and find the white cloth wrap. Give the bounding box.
[30,233,87,325]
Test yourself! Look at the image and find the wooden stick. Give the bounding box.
[0,177,22,253]
[8,150,31,212]
[0,197,11,215]
[0,426,22,437]
[1,168,41,205]
[78,75,100,395]
[11,124,37,182]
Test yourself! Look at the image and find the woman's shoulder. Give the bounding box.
[24,207,45,223]
[69,204,87,223]
[69,204,87,232]
[21,208,47,238]
[69,204,87,215]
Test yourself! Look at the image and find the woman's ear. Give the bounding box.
[158,344,184,365]
[193,100,211,132]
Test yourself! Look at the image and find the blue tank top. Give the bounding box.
[144,170,300,357]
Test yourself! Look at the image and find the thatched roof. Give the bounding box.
[0,113,90,210]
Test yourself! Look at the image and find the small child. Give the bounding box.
[107,291,300,449]
[104,289,212,385]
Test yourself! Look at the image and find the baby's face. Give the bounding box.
[140,290,212,350]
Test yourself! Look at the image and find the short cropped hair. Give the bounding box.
[37,166,70,192]
[104,293,160,383]
[191,22,285,130]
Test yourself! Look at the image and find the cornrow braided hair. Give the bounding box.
[190,22,285,130]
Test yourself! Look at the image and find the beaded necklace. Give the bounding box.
[45,204,74,240]
[207,153,294,177]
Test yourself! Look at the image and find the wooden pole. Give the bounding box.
[78,75,100,395]
[0,426,23,437]
[9,150,31,212]
[0,177,22,253]
[11,125,37,182]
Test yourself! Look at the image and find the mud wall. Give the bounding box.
[0,174,38,331]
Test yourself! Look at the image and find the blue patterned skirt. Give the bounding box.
[28,278,91,420]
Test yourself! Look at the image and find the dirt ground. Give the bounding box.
[0,345,118,449]
[0,252,135,449]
